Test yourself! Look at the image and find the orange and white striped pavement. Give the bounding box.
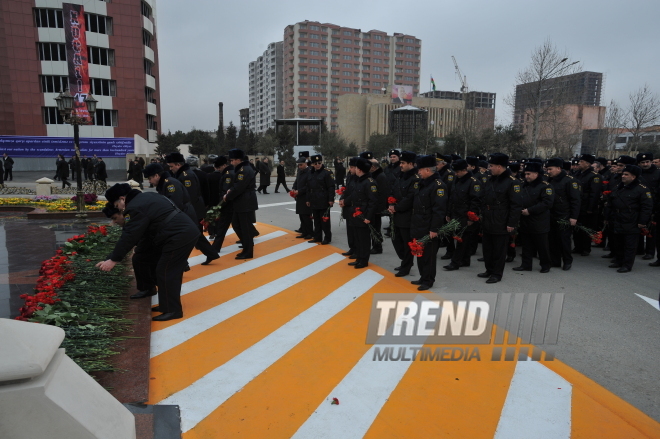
[147,223,660,438]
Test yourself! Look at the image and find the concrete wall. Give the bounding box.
[7,157,126,172]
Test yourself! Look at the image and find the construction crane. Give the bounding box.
[452,56,468,93]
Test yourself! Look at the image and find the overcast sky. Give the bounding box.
[155,0,659,134]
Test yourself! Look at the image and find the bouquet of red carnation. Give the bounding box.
[642,227,653,238]
[509,234,517,248]
[407,219,462,257]
[289,190,297,198]
[322,206,331,222]
[602,180,609,186]
[467,211,480,222]
[353,207,382,243]
[387,196,397,205]
[453,235,463,243]
[602,190,612,196]
[559,219,603,244]
[336,187,346,196]
[204,200,225,224]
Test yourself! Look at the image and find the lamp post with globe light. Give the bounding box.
[53,90,98,220]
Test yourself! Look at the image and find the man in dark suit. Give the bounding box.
[275,160,289,193]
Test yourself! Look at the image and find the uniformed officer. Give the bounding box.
[410,155,448,290]
[546,158,581,270]
[339,157,359,258]
[479,153,522,284]
[388,151,418,276]
[383,149,402,238]
[165,152,220,265]
[512,161,554,273]
[436,154,455,260]
[205,156,224,239]
[343,158,378,268]
[636,152,660,260]
[306,154,335,244]
[572,154,602,256]
[292,153,313,239]
[368,158,390,253]
[98,184,199,321]
[444,159,483,271]
[605,165,653,272]
[224,149,259,259]
[210,156,235,252]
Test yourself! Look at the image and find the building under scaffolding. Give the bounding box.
[389,106,428,147]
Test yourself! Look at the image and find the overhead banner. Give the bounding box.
[0,136,134,157]
[392,85,413,105]
[63,3,91,121]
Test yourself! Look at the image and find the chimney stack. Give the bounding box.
[218,102,224,132]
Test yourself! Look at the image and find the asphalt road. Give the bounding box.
[252,190,660,423]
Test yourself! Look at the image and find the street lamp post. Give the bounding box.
[54,90,98,221]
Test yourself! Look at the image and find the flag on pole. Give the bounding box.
[431,75,436,92]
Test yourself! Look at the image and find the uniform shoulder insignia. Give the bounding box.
[368,178,374,182]
[646,191,652,198]
[437,180,443,185]
[543,181,550,185]
[470,177,476,181]
[237,173,244,180]
[437,188,445,197]
[182,171,188,176]
[640,183,648,189]
[370,184,378,193]
[510,176,516,180]
[167,184,176,193]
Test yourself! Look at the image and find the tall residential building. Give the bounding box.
[0,0,161,142]
[282,21,421,131]
[249,41,283,133]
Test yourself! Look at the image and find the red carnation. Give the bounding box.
[336,187,346,196]
[453,235,463,243]
[353,208,363,218]
[322,216,330,222]
[467,211,480,222]
[387,196,397,205]
[602,190,612,196]
[289,190,297,198]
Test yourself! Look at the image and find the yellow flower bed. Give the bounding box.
[0,197,105,212]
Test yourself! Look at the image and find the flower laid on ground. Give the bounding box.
[335,187,345,196]
[289,190,297,198]
[331,398,340,405]
[407,219,462,257]
[71,193,99,205]
[467,211,480,222]
[353,207,382,243]
[15,224,131,375]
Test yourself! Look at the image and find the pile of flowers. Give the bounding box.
[0,196,105,212]
[558,219,603,244]
[15,224,131,375]
[71,193,99,205]
[408,219,462,257]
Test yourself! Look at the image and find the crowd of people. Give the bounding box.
[54,154,107,188]
[95,146,659,319]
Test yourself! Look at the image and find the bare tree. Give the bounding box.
[593,100,624,156]
[506,39,581,157]
[538,104,583,158]
[624,84,660,151]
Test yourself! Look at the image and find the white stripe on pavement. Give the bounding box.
[258,201,296,208]
[206,229,234,241]
[635,293,660,311]
[150,253,345,358]
[158,270,384,433]
[292,344,422,439]
[494,360,572,439]
[189,231,286,267]
[152,241,317,305]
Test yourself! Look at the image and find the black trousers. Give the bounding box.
[156,238,197,314]
[195,222,219,258]
[299,213,313,237]
[70,169,76,180]
[354,226,371,264]
[371,215,383,250]
[482,233,509,279]
[132,247,159,292]
[312,208,331,242]
[574,213,597,253]
[549,221,573,266]
[211,209,234,252]
[520,232,551,269]
[451,224,478,267]
[83,169,88,180]
[233,211,255,256]
[4,168,11,180]
[275,180,289,192]
[392,226,414,271]
[257,184,270,193]
[61,177,71,188]
[346,223,356,253]
[611,233,639,269]
[416,238,439,286]
[442,235,455,256]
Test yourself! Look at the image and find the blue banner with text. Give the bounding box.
[0,136,134,157]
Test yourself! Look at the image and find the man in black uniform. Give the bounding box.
[211,156,235,252]
[367,158,389,253]
[2,153,13,181]
[410,155,447,290]
[292,154,313,239]
[205,156,225,240]
[306,154,335,244]
[165,152,220,265]
[98,184,199,321]
[388,151,418,276]
[339,157,359,258]
[436,154,456,260]
[479,153,522,284]
[334,158,346,189]
[572,154,602,256]
[546,158,581,270]
[605,165,653,272]
[444,159,483,271]
[224,149,259,259]
[383,149,402,238]
[636,153,660,260]
[343,158,378,269]
[512,161,554,273]
[274,160,290,193]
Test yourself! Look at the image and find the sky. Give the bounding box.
[155,0,660,134]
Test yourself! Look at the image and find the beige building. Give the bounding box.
[337,91,482,148]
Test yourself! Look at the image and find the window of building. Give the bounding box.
[309,42,320,47]
[43,107,64,124]
[353,79,360,84]
[310,50,320,56]
[354,48,360,53]
[342,63,351,68]
[374,42,382,48]
[142,29,152,47]
[362,81,369,86]
[332,54,339,59]
[144,58,154,75]
[300,66,307,72]
[299,74,307,80]
[404,76,413,81]
[141,1,152,18]
[373,74,381,79]
[373,66,382,71]
[343,39,352,44]
[310,25,320,31]
[38,43,66,61]
[309,67,319,72]
[362,57,370,63]
[309,100,319,105]
[373,82,381,87]
[310,58,319,64]
[311,33,319,39]
[310,83,320,89]
[147,114,157,131]
[91,78,117,96]
[331,86,339,92]
[331,78,338,83]
[299,49,307,55]
[93,109,118,127]
[373,89,381,94]
[88,46,115,65]
[332,29,339,35]
[34,8,63,28]
[343,47,352,52]
[342,87,351,92]
[85,13,112,35]
[343,55,352,60]
[342,79,351,84]
[39,75,68,93]
[363,73,370,78]
[310,75,320,80]
[374,35,382,40]
[374,59,381,64]
[404,69,414,74]
[310,92,319,97]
